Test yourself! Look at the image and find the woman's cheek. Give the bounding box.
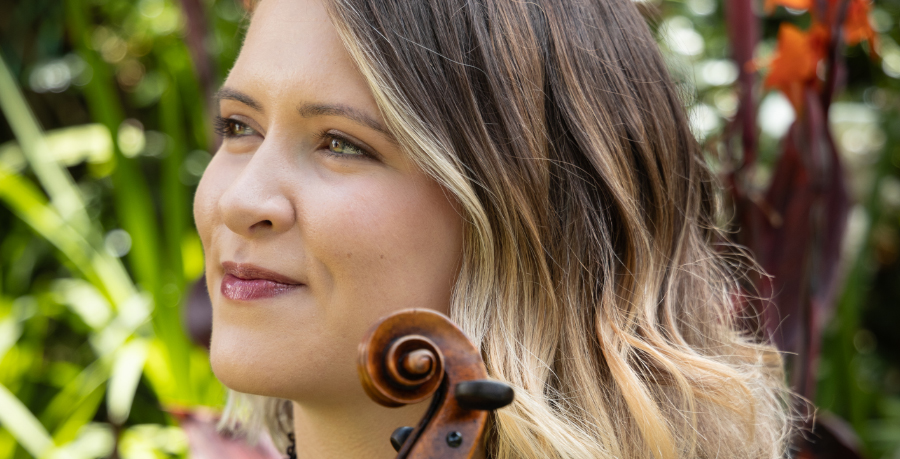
[304,180,389,277]
[193,164,218,252]
[311,176,458,318]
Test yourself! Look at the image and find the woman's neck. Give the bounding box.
[290,398,429,459]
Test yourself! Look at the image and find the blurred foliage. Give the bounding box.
[651,0,900,457]
[0,0,899,458]
[0,0,243,456]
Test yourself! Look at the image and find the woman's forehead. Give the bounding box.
[226,0,376,116]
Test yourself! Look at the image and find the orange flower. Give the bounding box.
[843,0,877,47]
[764,0,813,14]
[764,23,829,112]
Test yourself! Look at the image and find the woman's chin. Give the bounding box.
[209,338,290,397]
[208,335,356,402]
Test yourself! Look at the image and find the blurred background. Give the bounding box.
[0,0,898,457]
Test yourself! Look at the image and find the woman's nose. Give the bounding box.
[218,154,296,238]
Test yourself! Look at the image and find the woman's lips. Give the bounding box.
[221,274,301,300]
[220,262,303,301]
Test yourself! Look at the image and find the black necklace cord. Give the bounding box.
[286,432,297,459]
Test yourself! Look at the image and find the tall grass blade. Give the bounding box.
[0,163,134,304]
[107,339,150,425]
[0,384,54,458]
[0,54,88,232]
[64,0,162,296]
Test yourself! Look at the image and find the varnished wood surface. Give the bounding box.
[358,309,491,459]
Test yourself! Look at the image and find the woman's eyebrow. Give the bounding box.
[215,87,396,142]
[215,87,263,113]
[298,102,395,141]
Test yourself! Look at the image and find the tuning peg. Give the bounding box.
[390,425,415,452]
[454,380,514,411]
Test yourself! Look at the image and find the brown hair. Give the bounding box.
[225,0,792,457]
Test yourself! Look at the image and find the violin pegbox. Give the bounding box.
[357,309,514,459]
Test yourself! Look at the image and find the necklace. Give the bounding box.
[286,433,297,459]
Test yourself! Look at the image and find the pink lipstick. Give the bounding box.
[220,261,304,301]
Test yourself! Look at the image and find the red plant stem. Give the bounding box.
[822,0,851,108]
[725,0,759,172]
[178,0,216,114]
[724,0,765,325]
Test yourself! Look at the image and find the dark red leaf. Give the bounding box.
[735,88,850,400]
[170,408,283,459]
[725,0,760,171]
[796,413,865,459]
[185,274,213,350]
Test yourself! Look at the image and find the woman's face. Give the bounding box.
[194,0,464,403]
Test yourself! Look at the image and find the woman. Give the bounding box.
[193,0,792,457]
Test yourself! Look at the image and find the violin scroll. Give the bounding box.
[357,309,514,458]
[360,331,445,406]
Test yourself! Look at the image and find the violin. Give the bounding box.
[357,309,514,458]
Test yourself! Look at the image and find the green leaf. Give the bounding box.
[0,124,113,174]
[0,315,22,363]
[107,339,149,425]
[50,279,113,331]
[0,163,135,305]
[48,423,114,459]
[64,0,162,296]
[0,383,54,458]
[0,54,89,233]
[50,386,105,447]
[0,428,16,459]
[40,361,110,433]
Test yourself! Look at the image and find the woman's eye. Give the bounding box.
[327,137,365,157]
[215,117,257,138]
